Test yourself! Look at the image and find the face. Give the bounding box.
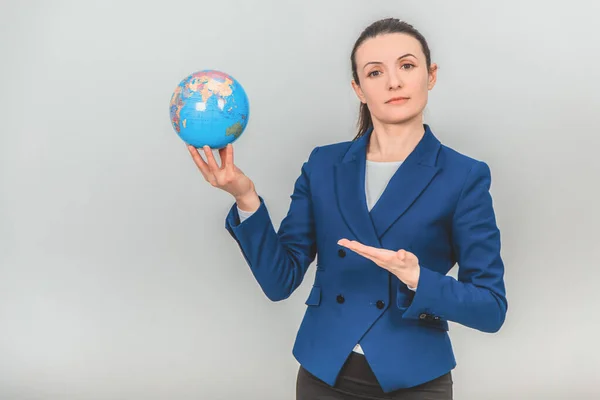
[351,33,437,126]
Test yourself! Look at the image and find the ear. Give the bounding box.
[427,63,438,90]
[351,79,367,104]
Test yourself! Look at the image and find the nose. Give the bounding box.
[387,69,403,90]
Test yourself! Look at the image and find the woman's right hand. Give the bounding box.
[187,143,260,211]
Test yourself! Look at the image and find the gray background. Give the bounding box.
[1,0,599,399]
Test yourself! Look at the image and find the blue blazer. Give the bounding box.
[225,124,508,393]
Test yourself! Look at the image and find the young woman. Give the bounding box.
[188,17,507,400]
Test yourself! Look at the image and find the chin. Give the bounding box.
[376,110,421,125]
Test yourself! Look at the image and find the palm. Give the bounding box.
[188,143,254,199]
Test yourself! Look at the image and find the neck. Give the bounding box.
[367,116,425,162]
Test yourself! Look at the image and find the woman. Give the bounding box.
[188,17,507,400]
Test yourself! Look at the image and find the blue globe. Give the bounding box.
[169,70,250,149]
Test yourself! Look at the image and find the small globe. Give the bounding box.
[169,70,249,149]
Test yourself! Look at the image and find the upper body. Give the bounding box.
[224,124,507,392]
[187,18,508,392]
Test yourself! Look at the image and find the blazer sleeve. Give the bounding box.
[401,160,508,333]
[224,147,320,302]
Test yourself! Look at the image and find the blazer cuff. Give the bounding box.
[225,195,268,238]
[400,266,446,321]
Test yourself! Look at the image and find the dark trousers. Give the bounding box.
[296,352,453,400]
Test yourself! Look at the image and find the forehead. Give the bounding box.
[355,33,423,64]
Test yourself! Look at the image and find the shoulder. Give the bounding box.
[438,142,494,191]
[305,140,355,164]
[438,140,484,169]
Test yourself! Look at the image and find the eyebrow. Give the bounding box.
[362,53,417,70]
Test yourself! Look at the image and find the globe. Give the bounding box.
[169,70,250,149]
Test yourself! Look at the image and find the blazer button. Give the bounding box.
[376,300,385,309]
[336,294,345,304]
[338,249,346,258]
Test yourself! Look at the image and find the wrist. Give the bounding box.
[235,190,260,212]
[402,265,420,289]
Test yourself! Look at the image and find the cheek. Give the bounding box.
[406,80,429,107]
[361,81,381,102]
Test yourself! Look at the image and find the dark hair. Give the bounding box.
[350,18,432,140]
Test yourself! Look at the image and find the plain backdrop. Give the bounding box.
[1,0,599,399]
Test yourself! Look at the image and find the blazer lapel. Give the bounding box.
[334,125,442,245]
[334,130,382,248]
[369,125,442,239]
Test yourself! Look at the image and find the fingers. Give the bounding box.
[338,239,408,266]
[338,239,365,254]
[337,238,353,248]
[203,146,220,172]
[339,239,384,259]
[187,145,211,179]
[218,146,227,168]
[221,143,234,172]
[217,144,233,172]
[188,143,237,188]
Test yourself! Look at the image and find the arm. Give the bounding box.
[224,147,320,302]
[401,161,508,333]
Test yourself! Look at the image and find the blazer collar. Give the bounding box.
[334,124,442,248]
[340,124,440,166]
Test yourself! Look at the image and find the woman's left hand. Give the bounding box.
[337,238,420,289]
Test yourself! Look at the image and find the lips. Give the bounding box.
[386,97,409,103]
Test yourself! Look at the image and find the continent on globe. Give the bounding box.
[226,121,244,139]
[169,70,249,149]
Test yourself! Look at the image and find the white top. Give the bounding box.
[236,159,412,355]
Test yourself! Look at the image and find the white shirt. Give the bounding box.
[236,159,413,355]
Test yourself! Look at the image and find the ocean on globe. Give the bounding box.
[169,70,249,149]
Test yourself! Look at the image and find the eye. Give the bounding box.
[367,70,381,77]
[401,64,415,70]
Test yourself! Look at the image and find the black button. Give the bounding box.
[376,300,385,309]
[338,249,346,258]
[336,294,345,304]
